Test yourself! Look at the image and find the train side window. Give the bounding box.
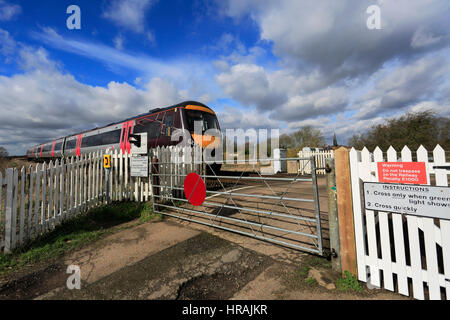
[43,144,52,152]
[66,139,77,149]
[135,115,160,138]
[149,122,160,138]
[101,129,121,145]
[54,142,63,151]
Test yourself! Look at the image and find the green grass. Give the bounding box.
[295,255,332,279]
[0,201,162,276]
[138,202,162,223]
[305,277,318,287]
[285,254,332,290]
[336,270,363,293]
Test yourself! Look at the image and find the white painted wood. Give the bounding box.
[4,169,14,253]
[349,148,367,282]
[59,160,64,221]
[42,162,48,231]
[422,217,441,299]
[82,155,87,212]
[361,147,380,287]
[54,160,60,225]
[391,146,409,296]
[10,168,18,249]
[297,150,334,175]
[34,164,41,237]
[399,146,424,299]
[350,144,450,300]
[75,157,79,216]
[374,147,394,291]
[407,215,424,299]
[432,145,449,299]
[69,157,74,217]
[27,165,34,241]
[19,167,26,246]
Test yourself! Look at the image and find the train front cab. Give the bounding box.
[181,104,222,173]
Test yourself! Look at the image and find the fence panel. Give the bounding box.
[298,150,334,174]
[349,144,450,300]
[0,150,174,253]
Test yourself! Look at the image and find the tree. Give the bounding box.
[0,147,8,158]
[278,126,325,157]
[347,110,450,151]
[333,133,338,147]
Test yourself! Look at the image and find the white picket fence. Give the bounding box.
[297,149,334,175]
[349,145,450,300]
[0,150,152,254]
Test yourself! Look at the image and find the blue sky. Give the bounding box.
[0,0,449,155]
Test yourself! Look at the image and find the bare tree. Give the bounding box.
[0,146,8,158]
[279,126,325,157]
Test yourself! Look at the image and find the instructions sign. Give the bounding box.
[130,156,148,177]
[364,182,450,220]
[377,162,427,184]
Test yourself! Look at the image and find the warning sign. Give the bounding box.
[363,182,450,220]
[377,162,427,184]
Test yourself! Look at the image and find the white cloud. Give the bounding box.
[0,41,207,155]
[102,0,156,34]
[274,87,349,121]
[113,34,125,50]
[0,28,15,57]
[216,64,282,109]
[411,27,442,48]
[216,62,348,120]
[217,106,280,130]
[0,0,21,21]
[222,0,450,80]
[352,54,450,119]
[32,27,207,81]
[212,0,450,144]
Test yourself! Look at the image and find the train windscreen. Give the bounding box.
[185,110,219,133]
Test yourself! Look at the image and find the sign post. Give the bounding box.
[104,154,111,204]
[129,133,148,203]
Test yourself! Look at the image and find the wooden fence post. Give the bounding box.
[334,147,358,277]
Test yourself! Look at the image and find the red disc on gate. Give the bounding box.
[184,173,206,206]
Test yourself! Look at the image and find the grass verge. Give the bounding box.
[336,270,363,293]
[284,254,332,290]
[0,201,162,277]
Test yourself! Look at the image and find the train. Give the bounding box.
[26,101,221,161]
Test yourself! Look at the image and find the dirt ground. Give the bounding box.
[0,217,408,300]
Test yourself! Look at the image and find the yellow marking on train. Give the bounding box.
[191,134,221,148]
[185,105,216,115]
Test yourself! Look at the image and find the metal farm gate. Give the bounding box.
[149,146,326,255]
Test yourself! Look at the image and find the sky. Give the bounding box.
[0,0,449,155]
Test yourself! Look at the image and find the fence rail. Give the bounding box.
[0,150,152,253]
